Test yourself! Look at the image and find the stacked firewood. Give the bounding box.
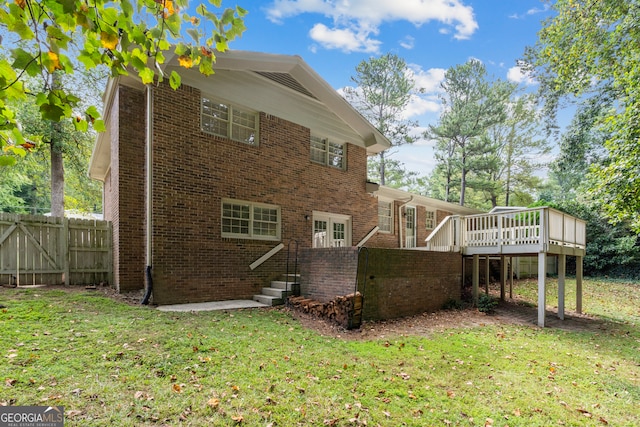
[288,292,362,329]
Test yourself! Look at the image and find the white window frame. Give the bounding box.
[221,198,280,241]
[425,209,436,230]
[201,96,259,145]
[312,211,352,248]
[310,135,345,170]
[378,198,393,233]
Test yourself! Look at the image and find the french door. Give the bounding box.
[312,212,351,248]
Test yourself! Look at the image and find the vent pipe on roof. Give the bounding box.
[141,85,154,305]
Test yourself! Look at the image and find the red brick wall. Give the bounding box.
[104,86,146,292]
[299,247,462,320]
[299,247,360,302]
[111,81,379,304]
[368,204,454,249]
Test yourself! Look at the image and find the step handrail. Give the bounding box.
[285,239,299,303]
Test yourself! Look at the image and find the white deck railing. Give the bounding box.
[426,207,586,255]
[425,215,461,252]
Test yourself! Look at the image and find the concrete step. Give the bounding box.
[270,280,299,290]
[261,287,292,298]
[253,294,283,306]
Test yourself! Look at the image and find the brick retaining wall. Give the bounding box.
[299,247,463,321]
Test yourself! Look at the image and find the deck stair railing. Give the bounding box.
[425,215,461,252]
[285,239,299,298]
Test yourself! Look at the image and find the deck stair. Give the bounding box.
[253,274,300,306]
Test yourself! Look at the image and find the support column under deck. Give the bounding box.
[500,255,506,301]
[485,255,490,295]
[472,254,479,305]
[576,256,583,314]
[538,252,546,327]
[558,254,566,320]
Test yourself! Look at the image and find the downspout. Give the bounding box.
[398,196,414,249]
[141,85,153,305]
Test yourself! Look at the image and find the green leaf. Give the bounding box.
[169,70,181,90]
[0,155,18,166]
[92,119,106,133]
[86,105,101,120]
[139,67,155,84]
[74,118,89,132]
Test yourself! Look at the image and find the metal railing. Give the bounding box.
[285,239,299,299]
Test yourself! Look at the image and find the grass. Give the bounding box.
[1,279,639,426]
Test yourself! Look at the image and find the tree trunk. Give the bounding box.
[459,166,467,206]
[379,151,386,186]
[50,72,64,217]
[50,142,64,217]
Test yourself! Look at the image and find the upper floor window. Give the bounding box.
[202,97,258,145]
[425,210,435,230]
[311,135,345,169]
[221,199,280,241]
[378,200,393,233]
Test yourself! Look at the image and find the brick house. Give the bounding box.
[88,50,478,311]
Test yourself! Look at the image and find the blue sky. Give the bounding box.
[218,0,554,176]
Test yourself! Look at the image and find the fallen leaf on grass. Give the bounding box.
[231,414,244,423]
[207,398,220,408]
[172,384,182,393]
[577,408,592,418]
[66,410,83,418]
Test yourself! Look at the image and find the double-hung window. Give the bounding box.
[202,97,258,145]
[425,210,435,230]
[310,135,345,169]
[221,199,280,241]
[378,200,393,233]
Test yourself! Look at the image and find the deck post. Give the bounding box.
[509,256,514,299]
[485,255,490,295]
[557,254,566,320]
[537,252,546,327]
[472,254,479,305]
[576,255,583,314]
[500,255,506,301]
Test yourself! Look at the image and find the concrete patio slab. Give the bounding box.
[157,299,268,312]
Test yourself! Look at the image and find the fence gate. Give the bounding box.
[0,213,112,286]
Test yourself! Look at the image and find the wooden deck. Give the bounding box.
[426,207,586,327]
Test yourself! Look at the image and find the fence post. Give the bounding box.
[61,217,70,285]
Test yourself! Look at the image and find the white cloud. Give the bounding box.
[509,4,551,20]
[507,63,536,86]
[309,23,381,53]
[400,35,415,50]
[409,65,446,93]
[266,0,478,53]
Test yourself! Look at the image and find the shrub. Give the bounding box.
[477,294,498,314]
[442,299,463,310]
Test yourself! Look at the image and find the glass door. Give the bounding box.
[405,206,416,248]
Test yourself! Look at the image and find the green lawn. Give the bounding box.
[1,278,638,426]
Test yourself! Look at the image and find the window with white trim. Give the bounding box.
[202,97,258,145]
[310,135,345,169]
[378,200,393,233]
[425,210,436,230]
[221,199,280,241]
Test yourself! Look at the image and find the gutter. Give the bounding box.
[141,86,154,304]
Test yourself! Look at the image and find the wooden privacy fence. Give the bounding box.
[0,213,112,286]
